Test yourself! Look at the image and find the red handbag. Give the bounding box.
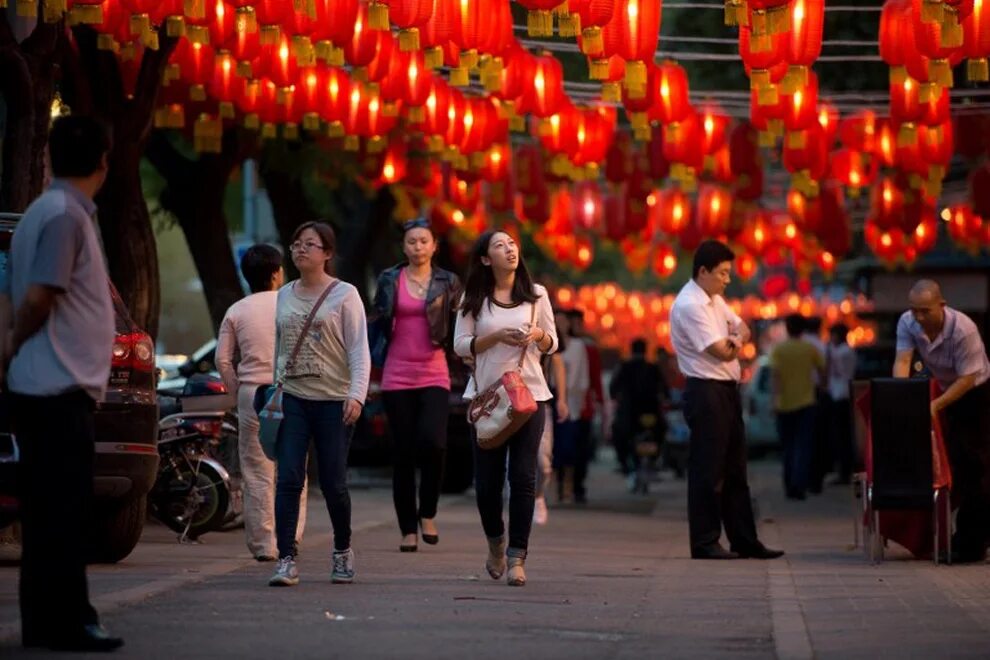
[467,303,539,450]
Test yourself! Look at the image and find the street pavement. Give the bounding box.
[1,456,989,659]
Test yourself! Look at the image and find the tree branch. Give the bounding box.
[131,25,178,134]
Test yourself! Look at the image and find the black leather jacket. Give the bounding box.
[369,264,462,368]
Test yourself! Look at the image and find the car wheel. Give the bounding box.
[87,495,146,564]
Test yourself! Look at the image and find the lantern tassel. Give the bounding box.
[42,0,67,23]
[921,0,944,23]
[940,9,963,47]
[186,25,209,44]
[889,65,907,86]
[724,0,747,26]
[398,28,420,52]
[558,12,580,37]
[129,14,150,36]
[968,58,990,83]
[786,131,807,150]
[589,58,609,81]
[219,102,235,119]
[580,27,603,55]
[327,121,345,138]
[767,4,789,34]
[407,106,425,123]
[67,3,102,24]
[303,113,321,131]
[425,46,444,69]
[449,66,469,87]
[15,0,36,17]
[184,0,206,20]
[189,84,207,102]
[624,60,647,88]
[750,9,768,35]
[897,123,918,147]
[929,59,953,88]
[368,1,390,30]
[235,7,257,33]
[328,46,345,67]
[166,16,186,37]
[601,82,621,103]
[781,65,808,95]
[259,25,280,45]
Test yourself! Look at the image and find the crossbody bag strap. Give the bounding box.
[278,280,341,385]
[515,301,538,371]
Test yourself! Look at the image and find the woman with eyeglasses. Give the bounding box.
[370,218,462,553]
[268,222,370,587]
[454,230,557,587]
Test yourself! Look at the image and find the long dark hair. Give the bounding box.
[461,230,539,318]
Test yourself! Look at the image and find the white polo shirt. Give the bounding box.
[670,278,742,382]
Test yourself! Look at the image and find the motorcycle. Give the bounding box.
[152,374,238,541]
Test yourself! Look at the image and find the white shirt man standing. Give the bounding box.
[670,239,783,561]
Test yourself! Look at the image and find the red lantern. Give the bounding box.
[573,0,617,54]
[662,111,704,172]
[913,0,966,88]
[781,71,819,132]
[649,61,690,125]
[517,52,566,118]
[839,110,877,152]
[696,185,732,236]
[737,210,773,256]
[652,243,678,279]
[699,106,730,155]
[788,0,825,69]
[963,0,990,81]
[830,147,873,191]
[574,180,604,232]
[613,0,662,87]
[735,252,759,281]
[312,0,360,51]
[782,123,828,179]
[320,66,351,125]
[386,0,434,50]
[656,187,691,235]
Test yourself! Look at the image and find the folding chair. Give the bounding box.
[866,378,951,565]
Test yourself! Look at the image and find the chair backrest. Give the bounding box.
[869,378,934,510]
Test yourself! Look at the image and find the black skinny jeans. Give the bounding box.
[382,387,449,536]
[473,403,546,558]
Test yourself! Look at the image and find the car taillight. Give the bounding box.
[190,420,223,437]
[112,332,155,372]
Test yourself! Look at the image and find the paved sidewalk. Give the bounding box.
[0,455,988,659]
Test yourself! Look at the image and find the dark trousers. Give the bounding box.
[943,381,990,557]
[473,403,546,558]
[829,397,854,482]
[275,393,352,558]
[574,418,593,498]
[683,379,760,553]
[382,387,449,536]
[12,390,99,640]
[777,405,816,498]
[808,392,831,491]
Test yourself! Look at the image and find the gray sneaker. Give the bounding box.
[332,548,355,583]
[268,556,299,587]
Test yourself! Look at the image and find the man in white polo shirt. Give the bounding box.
[893,279,990,563]
[670,240,783,560]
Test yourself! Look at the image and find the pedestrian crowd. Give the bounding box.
[2,116,989,654]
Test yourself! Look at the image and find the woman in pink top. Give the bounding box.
[370,218,462,553]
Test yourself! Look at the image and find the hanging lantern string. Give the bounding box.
[513,26,878,49]
[517,38,882,61]
[660,2,882,9]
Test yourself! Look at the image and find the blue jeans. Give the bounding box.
[275,393,352,558]
[777,405,815,497]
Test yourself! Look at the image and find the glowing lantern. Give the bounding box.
[650,61,691,125]
[517,53,566,118]
[573,0,618,54]
[656,187,691,235]
[735,252,758,281]
[963,0,990,81]
[574,236,595,270]
[839,110,877,152]
[787,0,825,79]
[782,71,819,132]
[652,243,678,279]
[575,180,604,231]
[699,106,730,155]
[696,185,733,236]
[386,0,434,51]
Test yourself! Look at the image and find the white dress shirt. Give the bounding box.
[826,342,857,401]
[670,279,742,382]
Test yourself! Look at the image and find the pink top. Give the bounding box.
[381,269,451,392]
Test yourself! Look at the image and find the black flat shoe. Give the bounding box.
[400,543,418,552]
[691,544,739,560]
[28,625,124,652]
[735,544,785,560]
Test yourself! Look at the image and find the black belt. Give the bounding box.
[686,377,738,387]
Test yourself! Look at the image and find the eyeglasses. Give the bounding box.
[290,240,325,253]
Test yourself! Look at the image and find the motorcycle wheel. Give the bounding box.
[151,460,230,539]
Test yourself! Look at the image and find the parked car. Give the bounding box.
[0,213,159,563]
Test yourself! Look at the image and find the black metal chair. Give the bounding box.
[866,377,951,565]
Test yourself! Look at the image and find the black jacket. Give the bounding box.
[369,264,461,368]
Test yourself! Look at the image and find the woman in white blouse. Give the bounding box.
[454,230,557,587]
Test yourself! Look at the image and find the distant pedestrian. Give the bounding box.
[770,314,826,500]
[535,348,567,525]
[454,230,557,586]
[268,222,370,587]
[0,116,123,651]
[825,323,857,485]
[567,309,603,503]
[552,309,589,503]
[669,239,783,560]
[802,317,829,492]
[370,217,461,553]
[894,279,990,563]
[216,244,307,562]
[609,338,668,484]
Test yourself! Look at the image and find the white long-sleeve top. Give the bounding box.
[560,337,589,421]
[215,291,278,393]
[274,279,370,404]
[453,284,557,401]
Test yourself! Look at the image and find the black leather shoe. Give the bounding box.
[735,544,785,560]
[691,544,740,560]
[420,520,439,545]
[46,625,124,652]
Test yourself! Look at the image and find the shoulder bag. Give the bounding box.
[257,280,340,460]
[467,302,540,450]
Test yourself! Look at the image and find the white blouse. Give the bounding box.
[453,284,558,401]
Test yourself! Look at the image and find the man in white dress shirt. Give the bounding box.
[670,240,784,560]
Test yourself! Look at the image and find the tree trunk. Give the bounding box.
[259,160,318,282]
[145,130,249,334]
[0,13,62,212]
[62,25,178,337]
